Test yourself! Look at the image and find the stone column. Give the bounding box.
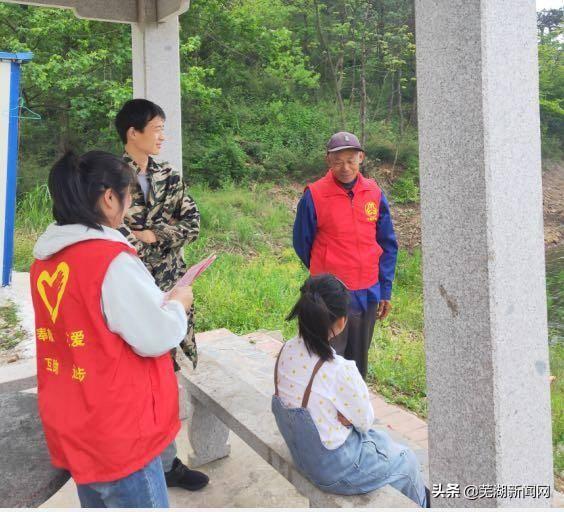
[131,16,183,171]
[415,0,553,507]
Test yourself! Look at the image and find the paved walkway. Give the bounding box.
[40,420,308,508]
[0,272,36,364]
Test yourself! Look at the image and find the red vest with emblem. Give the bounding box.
[29,239,180,484]
[307,170,383,290]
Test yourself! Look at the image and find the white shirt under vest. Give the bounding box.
[276,336,374,449]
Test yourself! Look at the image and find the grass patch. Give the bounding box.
[184,182,298,259]
[367,249,427,416]
[551,341,564,488]
[14,184,53,272]
[191,249,307,339]
[182,183,307,338]
[0,301,26,351]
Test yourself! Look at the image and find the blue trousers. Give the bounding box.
[273,395,427,507]
[76,456,169,508]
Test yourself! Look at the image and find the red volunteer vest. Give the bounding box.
[30,239,180,484]
[307,170,383,290]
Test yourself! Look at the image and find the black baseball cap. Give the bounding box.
[326,131,363,153]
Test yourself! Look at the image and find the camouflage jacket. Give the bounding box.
[118,152,200,368]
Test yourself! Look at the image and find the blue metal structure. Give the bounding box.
[1,52,33,286]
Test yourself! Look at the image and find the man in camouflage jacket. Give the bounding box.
[120,154,200,369]
[115,100,201,370]
[114,99,209,491]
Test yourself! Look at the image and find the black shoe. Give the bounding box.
[164,457,209,491]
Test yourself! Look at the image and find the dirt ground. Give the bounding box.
[389,162,563,252]
[543,161,564,249]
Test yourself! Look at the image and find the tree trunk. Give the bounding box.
[374,70,389,120]
[302,12,310,56]
[313,0,346,128]
[349,46,357,106]
[349,17,357,107]
[386,72,395,124]
[58,105,70,153]
[409,91,418,126]
[336,53,344,93]
[397,68,404,135]
[360,6,369,149]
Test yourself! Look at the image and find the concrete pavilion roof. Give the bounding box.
[0,0,190,23]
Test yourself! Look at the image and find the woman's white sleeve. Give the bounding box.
[333,361,375,432]
[101,252,187,357]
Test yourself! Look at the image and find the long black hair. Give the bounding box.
[48,150,135,230]
[287,274,349,361]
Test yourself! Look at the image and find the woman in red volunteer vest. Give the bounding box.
[30,151,197,508]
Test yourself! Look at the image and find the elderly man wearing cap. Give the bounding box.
[293,131,398,379]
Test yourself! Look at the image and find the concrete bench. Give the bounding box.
[178,330,418,508]
[0,390,70,507]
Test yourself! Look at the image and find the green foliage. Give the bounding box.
[188,135,249,187]
[0,301,26,351]
[176,0,423,185]
[538,8,563,37]
[179,35,222,103]
[538,18,564,161]
[0,4,131,156]
[368,249,426,414]
[365,133,397,163]
[551,341,564,478]
[15,184,53,233]
[263,27,320,91]
[391,156,419,204]
[13,184,53,272]
[546,247,563,346]
[3,1,560,193]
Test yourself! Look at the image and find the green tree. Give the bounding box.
[538,12,563,159]
[0,4,131,156]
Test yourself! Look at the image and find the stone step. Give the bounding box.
[0,359,37,393]
[243,329,284,343]
[0,272,35,359]
[0,358,36,384]
[241,330,285,356]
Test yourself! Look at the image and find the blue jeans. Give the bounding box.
[161,440,177,472]
[76,456,169,508]
[272,395,427,507]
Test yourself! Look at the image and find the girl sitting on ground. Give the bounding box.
[272,274,428,507]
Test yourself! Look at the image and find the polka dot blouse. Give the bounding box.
[276,336,375,449]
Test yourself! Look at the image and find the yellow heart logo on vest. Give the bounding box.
[37,262,70,324]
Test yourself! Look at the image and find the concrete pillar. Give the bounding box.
[132,16,183,171]
[415,0,553,507]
